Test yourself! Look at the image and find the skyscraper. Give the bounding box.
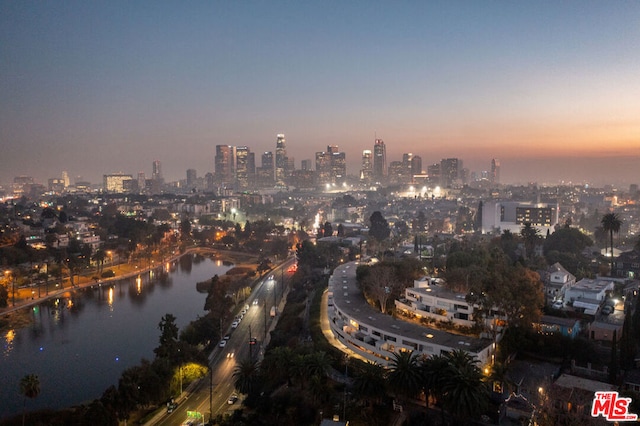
[411,155,422,177]
[152,160,162,181]
[235,146,250,189]
[275,134,287,184]
[373,139,386,182]
[360,150,373,182]
[151,160,164,194]
[215,145,235,186]
[61,171,70,188]
[256,151,274,188]
[440,158,461,187]
[186,169,197,188]
[491,158,500,185]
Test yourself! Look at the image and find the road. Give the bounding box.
[149,257,296,426]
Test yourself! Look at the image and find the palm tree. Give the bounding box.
[20,374,40,426]
[304,351,331,379]
[233,359,261,396]
[441,350,489,424]
[386,351,422,405]
[93,248,106,275]
[352,361,387,407]
[601,212,622,275]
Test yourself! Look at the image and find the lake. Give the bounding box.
[0,254,231,420]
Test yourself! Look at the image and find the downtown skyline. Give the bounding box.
[1,1,639,187]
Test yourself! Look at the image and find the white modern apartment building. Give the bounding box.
[395,277,506,333]
[327,262,495,368]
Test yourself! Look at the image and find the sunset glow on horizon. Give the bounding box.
[1,1,638,186]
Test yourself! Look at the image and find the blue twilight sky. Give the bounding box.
[1,1,639,187]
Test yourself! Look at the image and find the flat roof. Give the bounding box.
[330,262,492,354]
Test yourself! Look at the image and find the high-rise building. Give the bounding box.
[440,158,461,187]
[373,139,386,182]
[152,160,162,181]
[316,145,346,186]
[275,134,287,184]
[315,151,332,185]
[411,155,422,177]
[427,163,441,186]
[331,151,346,184]
[490,158,500,185]
[360,150,373,182]
[151,160,164,194]
[301,159,312,171]
[215,145,235,186]
[61,171,70,188]
[137,172,146,193]
[256,151,274,188]
[186,169,197,188]
[103,173,133,193]
[235,146,251,189]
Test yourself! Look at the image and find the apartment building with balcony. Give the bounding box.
[327,262,495,367]
[395,276,507,334]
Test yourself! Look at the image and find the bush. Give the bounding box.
[101,270,115,278]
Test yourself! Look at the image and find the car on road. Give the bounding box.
[268,275,274,280]
[227,394,239,405]
[166,401,177,413]
[552,300,563,309]
[223,334,231,340]
[219,340,227,348]
[231,320,239,328]
[249,337,257,345]
[227,350,235,359]
[252,299,259,306]
[602,305,614,315]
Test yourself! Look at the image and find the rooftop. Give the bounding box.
[330,262,492,354]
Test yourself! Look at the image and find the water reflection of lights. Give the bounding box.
[108,287,114,310]
[149,270,154,280]
[67,299,73,308]
[136,276,142,294]
[3,330,15,357]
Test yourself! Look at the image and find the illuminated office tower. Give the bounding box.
[275,134,287,184]
[373,139,386,182]
[235,146,252,189]
[137,172,146,193]
[360,150,373,182]
[61,171,70,188]
[440,158,461,187]
[491,158,500,185]
[256,151,274,188]
[215,145,235,187]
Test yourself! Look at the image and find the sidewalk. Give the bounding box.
[0,252,185,316]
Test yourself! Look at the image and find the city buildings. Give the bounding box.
[275,134,287,185]
[373,139,386,183]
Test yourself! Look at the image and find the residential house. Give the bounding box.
[540,262,576,305]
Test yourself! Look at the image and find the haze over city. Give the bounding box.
[1,1,639,187]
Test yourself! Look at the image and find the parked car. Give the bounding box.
[252,299,259,306]
[219,340,227,348]
[602,305,613,315]
[231,320,239,328]
[552,300,563,309]
[227,394,238,404]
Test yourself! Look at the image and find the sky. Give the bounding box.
[1,1,639,188]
